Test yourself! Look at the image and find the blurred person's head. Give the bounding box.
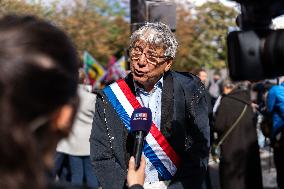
[198,70,207,84]
[222,79,235,95]
[279,76,284,84]
[0,15,79,188]
[192,68,207,85]
[129,22,178,92]
[213,73,221,82]
[78,68,87,84]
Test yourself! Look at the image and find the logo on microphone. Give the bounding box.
[130,107,152,133]
[133,112,148,121]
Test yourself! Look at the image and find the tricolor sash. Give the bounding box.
[103,79,181,180]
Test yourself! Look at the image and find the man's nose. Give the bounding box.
[138,53,147,66]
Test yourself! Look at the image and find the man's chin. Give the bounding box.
[133,76,148,85]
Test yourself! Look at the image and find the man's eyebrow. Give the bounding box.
[134,45,143,48]
[147,49,159,55]
[147,48,156,52]
[148,50,158,55]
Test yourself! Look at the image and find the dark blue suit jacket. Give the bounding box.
[90,71,210,189]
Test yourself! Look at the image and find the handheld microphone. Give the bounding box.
[130,107,152,170]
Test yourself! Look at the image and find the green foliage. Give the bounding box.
[54,0,129,66]
[194,2,238,69]
[0,0,45,17]
[85,0,126,17]
[174,2,237,72]
[0,0,129,67]
[0,0,237,71]
[174,6,198,71]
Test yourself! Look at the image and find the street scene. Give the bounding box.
[0,0,284,189]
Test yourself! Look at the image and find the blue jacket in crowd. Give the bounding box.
[267,82,284,137]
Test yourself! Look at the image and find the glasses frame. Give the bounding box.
[129,45,170,66]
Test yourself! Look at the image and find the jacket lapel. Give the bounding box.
[160,71,174,138]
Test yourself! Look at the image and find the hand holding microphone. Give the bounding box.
[127,156,146,187]
[130,107,152,170]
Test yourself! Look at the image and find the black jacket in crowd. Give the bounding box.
[214,88,263,189]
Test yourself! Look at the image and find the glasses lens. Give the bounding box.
[146,54,159,65]
[130,46,167,65]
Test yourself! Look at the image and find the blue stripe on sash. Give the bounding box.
[103,85,173,180]
[104,86,131,131]
[144,142,173,180]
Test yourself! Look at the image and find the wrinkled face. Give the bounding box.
[129,40,172,90]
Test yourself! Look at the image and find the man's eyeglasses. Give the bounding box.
[129,46,169,66]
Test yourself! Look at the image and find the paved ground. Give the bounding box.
[260,147,277,189]
[208,147,277,189]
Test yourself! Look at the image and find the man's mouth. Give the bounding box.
[134,69,146,76]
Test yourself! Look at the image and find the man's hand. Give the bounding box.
[127,156,146,187]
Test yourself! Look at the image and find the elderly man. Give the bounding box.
[90,22,210,189]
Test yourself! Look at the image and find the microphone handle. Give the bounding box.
[133,131,145,170]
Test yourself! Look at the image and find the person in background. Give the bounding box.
[250,80,275,148]
[193,69,212,122]
[195,68,208,86]
[214,80,263,189]
[56,69,99,188]
[90,22,210,189]
[208,72,223,107]
[0,14,146,189]
[193,68,212,189]
[266,77,284,189]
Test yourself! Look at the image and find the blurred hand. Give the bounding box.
[127,156,146,187]
[251,102,259,113]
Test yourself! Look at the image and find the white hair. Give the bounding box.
[129,22,178,58]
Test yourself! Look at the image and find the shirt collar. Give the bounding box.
[134,76,164,94]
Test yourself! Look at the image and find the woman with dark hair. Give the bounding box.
[0,14,145,189]
[0,14,79,189]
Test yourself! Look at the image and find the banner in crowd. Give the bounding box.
[83,51,106,86]
[105,55,127,83]
[113,55,127,78]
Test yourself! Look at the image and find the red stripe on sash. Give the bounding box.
[116,79,181,167]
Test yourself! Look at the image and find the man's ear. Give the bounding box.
[51,105,76,135]
[164,59,173,72]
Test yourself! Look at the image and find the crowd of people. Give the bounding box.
[0,12,283,189]
[195,68,284,189]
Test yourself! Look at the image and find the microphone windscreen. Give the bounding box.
[130,107,152,134]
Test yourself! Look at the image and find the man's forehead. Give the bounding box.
[133,40,165,51]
